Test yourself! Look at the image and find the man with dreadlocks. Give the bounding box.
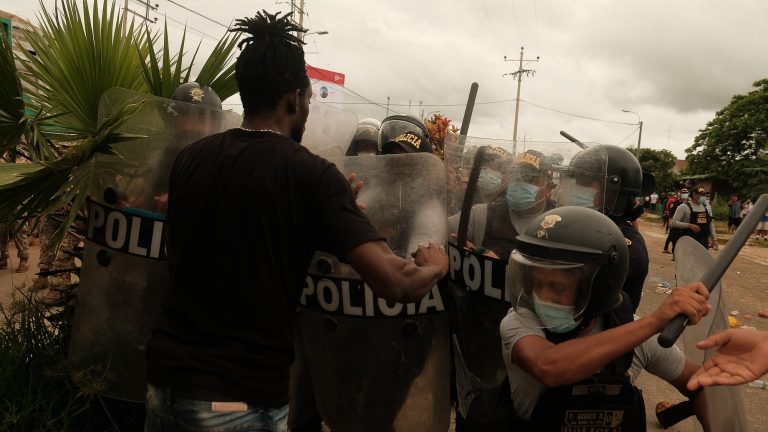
[144,11,448,431]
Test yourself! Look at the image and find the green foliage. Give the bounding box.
[137,21,199,98]
[686,78,768,195]
[18,0,148,138]
[194,31,240,101]
[0,292,92,430]
[635,147,679,193]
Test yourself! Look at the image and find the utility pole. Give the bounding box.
[290,0,306,39]
[504,47,539,157]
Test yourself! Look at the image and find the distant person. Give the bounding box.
[670,187,717,252]
[650,191,658,213]
[663,189,686,253]
[757,210,768,241]
[727,195,742,234]
[0,221,29,273]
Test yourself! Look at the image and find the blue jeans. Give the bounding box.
[145,384,288,432]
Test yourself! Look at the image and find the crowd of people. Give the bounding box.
[5,9,764,432]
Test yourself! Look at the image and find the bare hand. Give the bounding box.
[650,282,711,329]
[687,329,768,391]
[711,241,719,251]
[154,194,169,213]
[347,173,366,211]
[689,224,702,233]
[412,242,448,276]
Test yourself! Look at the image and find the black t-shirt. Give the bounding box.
[146,129,383,407]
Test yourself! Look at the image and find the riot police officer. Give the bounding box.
[499,206,712,431]
[670,186,718,251]
[446,148,557,431]
[556,144,652,312]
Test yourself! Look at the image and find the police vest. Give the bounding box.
[524,297,646,432]
[685,202,712,247]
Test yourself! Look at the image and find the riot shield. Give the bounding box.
[443,136,580,426]
[301,99,358,158]
[68,88,242,401]
[289,153,449,432]
[676,236,747,431]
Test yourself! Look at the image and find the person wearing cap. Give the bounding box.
[445,149,555,431]
[447,149,555,261]
[663,188,687,253]
[670,186,717,252]
[499,206,712,431]
[377,115,445,257]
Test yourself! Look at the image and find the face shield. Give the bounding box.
[554,146,609,211]
[507,250,600,333]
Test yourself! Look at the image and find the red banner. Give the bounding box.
[306,65,345,85]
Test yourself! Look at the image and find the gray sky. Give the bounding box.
[4,0,768,158]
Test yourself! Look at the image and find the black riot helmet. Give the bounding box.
[507,206,628,328]
[565,145,652,219]
[378,115,433,154]
[347,119,380,156]
[171,82,223,110]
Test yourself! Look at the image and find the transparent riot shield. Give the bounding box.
[289,153,449,432]
[301,99,359,158]
[443,135,581,425]
[68,88,241,401]
[676,236,747,431]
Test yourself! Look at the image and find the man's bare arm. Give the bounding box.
[345,240,447,303]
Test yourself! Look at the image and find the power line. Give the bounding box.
[520,99,636,125]
[615,126,641,146]
[163,0,229,29]
[162,14,221,42]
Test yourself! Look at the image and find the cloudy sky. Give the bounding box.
[4,0,768,158]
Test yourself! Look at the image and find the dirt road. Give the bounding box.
[3,216,767,430]
[636,216,768,431]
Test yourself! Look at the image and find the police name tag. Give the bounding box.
[299,273,446,317]
[86,200,167,260]
[446,242,510,303]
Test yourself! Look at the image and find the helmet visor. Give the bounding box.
[507,250,600,330]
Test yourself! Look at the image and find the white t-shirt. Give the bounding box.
[499,308,686,420]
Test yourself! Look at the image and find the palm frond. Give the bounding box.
[194,31,240,101]
[19,0,146,137]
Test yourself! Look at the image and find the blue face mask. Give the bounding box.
[506,182,541,212]
[533,293,583,333]
[570,184,597,209]
[701,197,709,206]
[478,168,502,199]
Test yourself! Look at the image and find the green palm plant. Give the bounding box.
[137,19,240,100]
[0,0,240,248]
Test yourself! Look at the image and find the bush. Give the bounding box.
[0,289,143,431]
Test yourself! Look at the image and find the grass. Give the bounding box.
[0,288,143,431]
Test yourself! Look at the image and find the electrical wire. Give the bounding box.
[163,0,229,29]
[615,126,640,146]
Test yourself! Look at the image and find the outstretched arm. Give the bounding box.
[346,240,448,304]
[512,282,711,388]
[687,329,768,390]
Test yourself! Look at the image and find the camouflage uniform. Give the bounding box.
[36,212,80,288]
[0,221,29,265]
